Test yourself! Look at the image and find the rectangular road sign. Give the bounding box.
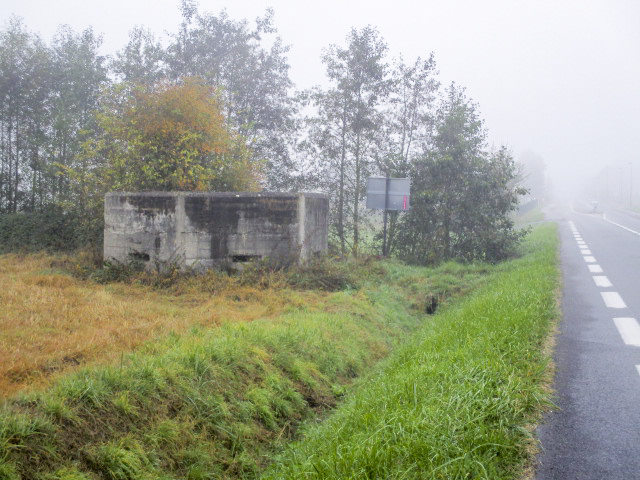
[366,177,410,210]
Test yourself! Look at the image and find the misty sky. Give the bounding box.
[3,0,640,193]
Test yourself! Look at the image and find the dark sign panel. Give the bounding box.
[366,177,410,210]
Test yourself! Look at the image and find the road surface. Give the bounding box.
[535,204,640,479]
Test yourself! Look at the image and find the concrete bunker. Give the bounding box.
[104,192,329,269]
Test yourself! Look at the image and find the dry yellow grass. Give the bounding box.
[0,253,323,398]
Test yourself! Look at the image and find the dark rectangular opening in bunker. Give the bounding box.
[129,251,150,262]
[232,255,261,263]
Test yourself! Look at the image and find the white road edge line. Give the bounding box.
[602,214,640,237]
[582,249,592,255]
[614,318,640,346]
[602,292,627,309]
[584,256,596,263]
[593,276,612,287]
[588,264,603,273]
[635,365,640,377]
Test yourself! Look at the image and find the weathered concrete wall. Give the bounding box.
[104,192,328,269]
[301,194,329,261]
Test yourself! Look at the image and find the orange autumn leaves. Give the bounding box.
[101,78,262,192]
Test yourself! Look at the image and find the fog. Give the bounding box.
[4,0,639,201]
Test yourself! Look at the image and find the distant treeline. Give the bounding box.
[0,0,525,263]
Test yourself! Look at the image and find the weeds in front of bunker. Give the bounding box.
[62,250,376,293]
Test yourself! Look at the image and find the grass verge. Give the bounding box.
[0,252,492,479]
[263,224,558,479]
[514,206,546,225]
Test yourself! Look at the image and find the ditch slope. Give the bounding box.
[0,225,557,479]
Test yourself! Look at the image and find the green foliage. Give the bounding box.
[165,4,297,189]
[305,32,520,264]
[65,250,383,295]
[2,12,526,268]
[95,78,262,193]
[0,8,294,248]
[396,85,526,264]
[0,461,19,480]
[305,26,389,256]
[0,210,101,254]
[0,18,52,215]
[375,55,439,255]
[0,18,106,215]
[263,225,558,479]
[45,467,92,480]
[88,260,146,284]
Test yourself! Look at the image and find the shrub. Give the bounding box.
[0,209,102,254]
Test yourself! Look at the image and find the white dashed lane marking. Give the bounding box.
[601,292,627,309]
[614,318,640,347]
[593,276,612,287]
[572,222,640,378]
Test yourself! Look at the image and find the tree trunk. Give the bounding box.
[338,103,348,256]
[352,131,361,257]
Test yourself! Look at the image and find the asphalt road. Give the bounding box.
[535,204,640,479]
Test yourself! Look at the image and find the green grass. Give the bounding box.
[0,254,494,479]
[514,206,546,225]
[0,226,558,479]
[263,224,558,479]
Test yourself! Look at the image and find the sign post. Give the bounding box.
[366,177,410,256]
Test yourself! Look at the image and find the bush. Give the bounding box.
[0,209,102,254]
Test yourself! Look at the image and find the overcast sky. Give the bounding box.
[3,0,640,193]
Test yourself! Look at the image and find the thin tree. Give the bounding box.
[375,54,438,254]
[306,26,388,256]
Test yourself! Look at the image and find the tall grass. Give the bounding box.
[0,250,492,479]
[0,253,327,398]
[263,224,558,479]
[0,226,557,479]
